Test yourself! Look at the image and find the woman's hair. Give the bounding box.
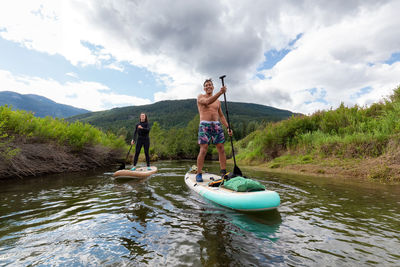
[139,113,148,123]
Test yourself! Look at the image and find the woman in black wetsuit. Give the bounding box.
[131,113,151,171]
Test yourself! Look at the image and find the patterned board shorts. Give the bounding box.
[198,121,225,145]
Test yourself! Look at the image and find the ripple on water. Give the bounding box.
[1,162,400,266]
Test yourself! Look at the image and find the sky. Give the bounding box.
[0,0,399,114]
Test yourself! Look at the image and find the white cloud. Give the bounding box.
[105,63,124,72]
[65,72,78,79]
[0,0,399,114]
[251,1,400,113]
[0,69,151,111]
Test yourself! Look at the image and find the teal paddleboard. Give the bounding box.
[185,171,280,211]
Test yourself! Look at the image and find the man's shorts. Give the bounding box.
[198,121,225,145]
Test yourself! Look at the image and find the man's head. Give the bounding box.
[203,78,213,87]
[203,78,214,94]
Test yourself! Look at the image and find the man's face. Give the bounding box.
[204,81,214,94]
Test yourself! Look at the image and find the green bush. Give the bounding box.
[0,105,125,152]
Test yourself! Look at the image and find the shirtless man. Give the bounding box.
[196,79,233,182]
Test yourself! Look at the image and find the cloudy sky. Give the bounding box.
[0,0,399,114]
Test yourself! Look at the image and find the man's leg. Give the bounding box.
[216,143,226,172]
[197,144,208,174]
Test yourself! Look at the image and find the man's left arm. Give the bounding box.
[218,104,233,136]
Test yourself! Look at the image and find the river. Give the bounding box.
[1,160,399,266]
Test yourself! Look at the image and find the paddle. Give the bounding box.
[118,143,133,170]
[219,75,243,177]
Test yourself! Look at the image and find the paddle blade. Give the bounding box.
[233,165,242,176]
[118,162,126,170]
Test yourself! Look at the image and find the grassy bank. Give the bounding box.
[0,106,126,178]
[235,86,400,183]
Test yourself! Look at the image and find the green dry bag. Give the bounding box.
[223,176,266,192]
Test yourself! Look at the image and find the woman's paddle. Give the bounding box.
[118,144,133,170]
[219,75,243,177]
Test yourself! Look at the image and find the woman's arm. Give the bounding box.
[140,122,150,133]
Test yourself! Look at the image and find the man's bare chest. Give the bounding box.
[200,101,219,112]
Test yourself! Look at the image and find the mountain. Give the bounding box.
[68,99,296,139]
[0,91,90,118]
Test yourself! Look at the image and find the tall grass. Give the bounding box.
[237,86,400,163]
[0,119,19,160]
[0,105,125,153]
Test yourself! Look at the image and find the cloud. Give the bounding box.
[0,0,399,114]
[65,72,78,79]
[0,69,151,111]
[252,1,400,113]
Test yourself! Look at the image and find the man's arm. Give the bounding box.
[218,104,229,128]
[197,86,226,105]
[218,104,233,136]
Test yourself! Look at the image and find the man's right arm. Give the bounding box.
[197,86,226,105]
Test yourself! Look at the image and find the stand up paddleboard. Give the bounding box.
[185,171,280,211]
[113,166,157,179]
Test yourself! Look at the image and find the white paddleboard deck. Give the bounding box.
[113,166,158,179]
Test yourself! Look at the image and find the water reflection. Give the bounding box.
[0,161,399,266]
[228,210,282,240]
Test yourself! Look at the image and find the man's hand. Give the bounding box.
[227,128,233,136]
[220,86,227,94]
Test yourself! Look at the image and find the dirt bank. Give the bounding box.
[247,154,400,184]
[0,140,123,179]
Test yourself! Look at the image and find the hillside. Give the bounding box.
[68,99,295,138]
[0,91,90,118]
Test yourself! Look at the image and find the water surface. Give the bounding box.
[1,160,399,266]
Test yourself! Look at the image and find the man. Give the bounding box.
[196,78,233,182]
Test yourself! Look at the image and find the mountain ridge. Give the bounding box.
[68,98,297,140]
[0,91,90,118]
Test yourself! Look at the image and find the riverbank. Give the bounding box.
[240,153,400,184]
[0,106,126,179]
[0,138,123,179]
[233,86,400,184]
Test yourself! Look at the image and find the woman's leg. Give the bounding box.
[144,139,150,167]
[133,140,143,166]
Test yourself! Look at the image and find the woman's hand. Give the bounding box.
[138,125,143,129]
[228,128,233,136]
[131,140,135,145]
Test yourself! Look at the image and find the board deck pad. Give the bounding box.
[113,166,157,179]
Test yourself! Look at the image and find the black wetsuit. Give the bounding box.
[132,122,151,167]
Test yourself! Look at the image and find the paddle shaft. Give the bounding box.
[119,144,133,169]
[125,144,133,161]
[220,76,237,167]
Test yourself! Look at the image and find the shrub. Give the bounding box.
[0,105,125,152]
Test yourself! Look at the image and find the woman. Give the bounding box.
[131,113,151,171]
